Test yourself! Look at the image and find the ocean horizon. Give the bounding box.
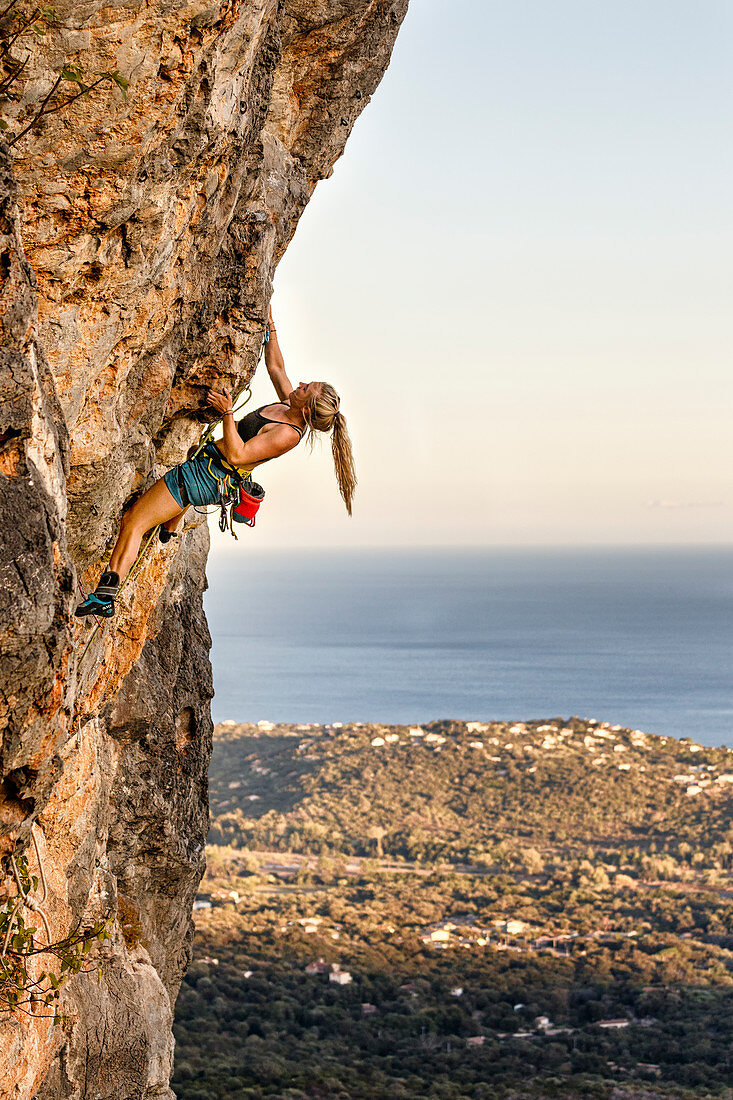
[204,545,732,747]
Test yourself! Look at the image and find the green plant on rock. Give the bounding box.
[0,0,128,147]
[0,851,111,1023]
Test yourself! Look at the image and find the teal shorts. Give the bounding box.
[163,444,241,508]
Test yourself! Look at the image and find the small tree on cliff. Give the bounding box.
[0,2,128,147]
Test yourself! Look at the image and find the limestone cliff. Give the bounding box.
[0,2,407,1096]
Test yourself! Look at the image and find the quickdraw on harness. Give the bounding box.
[198,442,265,540]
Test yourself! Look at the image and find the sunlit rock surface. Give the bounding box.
[0,2,407,1095]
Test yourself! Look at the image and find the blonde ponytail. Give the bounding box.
[305,383,357,515]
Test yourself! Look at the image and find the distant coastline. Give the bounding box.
[206,546,733,744]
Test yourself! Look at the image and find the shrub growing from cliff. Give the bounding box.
[0,852,111,1021]
[0,2,128,146]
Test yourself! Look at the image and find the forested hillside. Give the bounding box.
[173,719,733,1099]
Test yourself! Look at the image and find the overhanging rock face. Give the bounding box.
[0,2,407,1095]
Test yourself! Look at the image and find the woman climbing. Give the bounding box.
[75,307,357,618]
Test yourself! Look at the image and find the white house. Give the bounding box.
[329,970,352,985]
[505,920,528,935]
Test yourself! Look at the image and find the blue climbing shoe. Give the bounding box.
[75,593,115,618]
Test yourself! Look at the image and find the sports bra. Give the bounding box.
[237,404,304,444]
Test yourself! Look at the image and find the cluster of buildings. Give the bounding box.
[492,1013,635,1043]
[670,764,733,797]
[297,959,645,1046]
[217,721,731,796]
[355,719,733,798]
[193,888,241,911]
[421,916,528,949]
[418,916,645,957]
[277,916,342,940]
[421,917,573,953]
[304,958,353,985]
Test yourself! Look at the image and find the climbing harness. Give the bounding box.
[184,440,255,539]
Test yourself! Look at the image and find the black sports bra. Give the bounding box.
[237,404,304,444]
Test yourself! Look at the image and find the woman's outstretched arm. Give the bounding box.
[265,304,293,401]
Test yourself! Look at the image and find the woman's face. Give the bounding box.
[290,381,321,409]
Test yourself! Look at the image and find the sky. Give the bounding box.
[211,0,732,552]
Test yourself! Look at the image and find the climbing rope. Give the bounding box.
[31,827,48,905]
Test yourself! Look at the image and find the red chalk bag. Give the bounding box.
[232,481,265,526]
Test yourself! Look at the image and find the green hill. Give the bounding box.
[172,719,733,1099]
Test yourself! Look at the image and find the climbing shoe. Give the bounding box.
[75,570,119,618]
[159,528,179,544]
[75,593,115,618]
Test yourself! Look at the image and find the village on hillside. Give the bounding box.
[172,718,733,1099]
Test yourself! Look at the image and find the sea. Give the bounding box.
[204,546,732,747]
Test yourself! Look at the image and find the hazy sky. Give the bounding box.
[211,0,732,552]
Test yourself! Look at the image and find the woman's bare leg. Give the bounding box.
[108,478,184,580]
[161,508,188,535]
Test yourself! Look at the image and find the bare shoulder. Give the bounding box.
[260,420,302,452]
